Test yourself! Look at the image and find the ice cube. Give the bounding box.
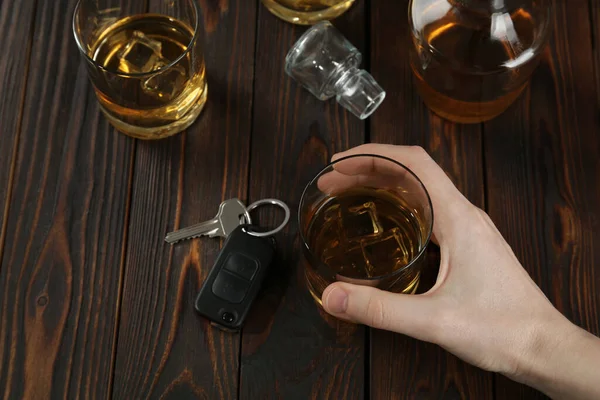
[142,63,187,100]
[117,30,163,74]
[323,244,373,278]
[323,203,341,221]
[321,240,347,273]
[322,251,345,272]
[347,245,374,278]
[340,201,383,242]
[361,228,409,276]
[321,234,341,261]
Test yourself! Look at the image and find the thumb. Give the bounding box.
[322,282,438,341]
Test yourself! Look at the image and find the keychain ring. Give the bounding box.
[244,199,291,237]
[239,209,252,226]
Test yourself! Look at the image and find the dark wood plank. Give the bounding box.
[369,0,494,398]
[485,0,600,398]
[0,0,37,261]
[111,1,258,398]
[0,0,135,397]
[239,3,367,399]
[593,0,600,112]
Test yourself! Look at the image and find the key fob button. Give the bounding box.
[224,253,259,280]
[212,270,250,304]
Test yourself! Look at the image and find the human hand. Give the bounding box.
[320,144,600,398]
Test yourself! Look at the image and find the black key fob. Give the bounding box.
[195,225,276,331]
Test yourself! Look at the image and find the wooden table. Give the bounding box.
[1,0,599,398]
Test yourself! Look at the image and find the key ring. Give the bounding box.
[239,208,252,226]
[243,199,290,237]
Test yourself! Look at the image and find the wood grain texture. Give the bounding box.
[239,3,367,399]
[369,0,494,398]
[485,1,600,399]
[1,0,598,398]
[592,0,600,112]
[0,0,37,263]
[111,1,258,398]
[0,0,135,397]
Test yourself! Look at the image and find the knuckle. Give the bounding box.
[471,207,497,232]
[409,145,429,159]
[365,296,388,329]
[359,143,383,152]
[475,207,491,221]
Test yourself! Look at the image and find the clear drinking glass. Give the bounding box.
[73,0,207,139]
[299,155,434,305]
[285,21,386,120]
[262,0,356,25]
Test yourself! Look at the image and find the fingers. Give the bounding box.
[322,282,439,342]
[331,144,473,244]
[331,152,411,180]
[331,144,460,203]
[317,170,400,194]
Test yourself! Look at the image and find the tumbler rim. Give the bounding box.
[72,0,200,78]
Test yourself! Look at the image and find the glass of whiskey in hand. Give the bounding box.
[73,0,207,139]
[299,155,434,305]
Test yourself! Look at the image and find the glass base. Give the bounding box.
[261,0,356,25]
[306,270,421,308]
[100,82,208,140]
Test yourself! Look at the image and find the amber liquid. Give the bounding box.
[410,6,540,123]
[304,187,424,303]
[89,14,207,139]
[261,0,355,24]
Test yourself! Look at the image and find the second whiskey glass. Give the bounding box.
[73,0,208,139]
[262,0,356,25]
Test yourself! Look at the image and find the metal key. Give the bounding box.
[165,198,251,244]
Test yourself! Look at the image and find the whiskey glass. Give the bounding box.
[73,0,207,139]
[299,154,434,304]
[262,0,356,25]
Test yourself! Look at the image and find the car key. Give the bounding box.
[164,198,251,244]
[195,224,276,331]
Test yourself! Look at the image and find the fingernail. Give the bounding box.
[331,153,342,162]
[325,287,348,313]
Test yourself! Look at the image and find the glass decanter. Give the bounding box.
[409,0,551,123]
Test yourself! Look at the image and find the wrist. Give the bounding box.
[512,313,600,399]
[513,313,575,385]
